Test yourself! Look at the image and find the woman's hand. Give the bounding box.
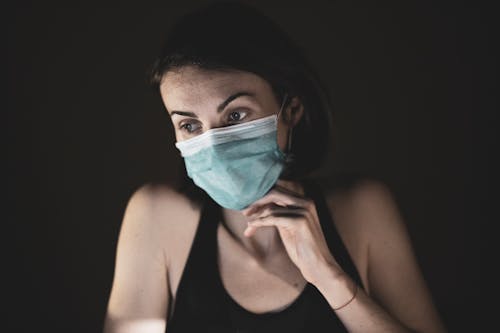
[241,183,345,284]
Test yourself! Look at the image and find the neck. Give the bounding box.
[220,179,305,259]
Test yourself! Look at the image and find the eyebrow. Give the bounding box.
[169,91,255,118]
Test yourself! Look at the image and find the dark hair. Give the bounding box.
[149,2,334,203]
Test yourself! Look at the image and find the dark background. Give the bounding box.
[7,0,497,332]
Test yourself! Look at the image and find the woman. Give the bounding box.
[104,3,447,332]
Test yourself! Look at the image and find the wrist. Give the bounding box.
[311,263,358,310]
[308,259,346,286]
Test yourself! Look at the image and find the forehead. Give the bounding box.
[159,66,273,109]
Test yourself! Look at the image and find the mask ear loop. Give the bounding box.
[276,93,295,165]
[276,93,288,122]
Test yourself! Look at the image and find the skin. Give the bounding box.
[103,65,447,332]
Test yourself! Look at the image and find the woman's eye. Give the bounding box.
[228,110,247,122]
[179,122,201,134]
[178,110,248,134]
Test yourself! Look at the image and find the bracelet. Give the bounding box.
[332,282,359,311]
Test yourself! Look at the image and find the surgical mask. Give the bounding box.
[175,95,288,210]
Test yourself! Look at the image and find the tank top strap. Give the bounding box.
[167,196,230,331]
[181,196,220,275]
[301,179,364,288]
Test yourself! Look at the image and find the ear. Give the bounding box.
[283,96,304,128]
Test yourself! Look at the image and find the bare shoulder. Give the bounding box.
[326,178,412,264]
[127,182,201,214]
[322,177,397,291]
[325,177,401,231]
[324,177,403,243]
[104,183,202,332]
[125,183,203,262]
[130,182,202,221]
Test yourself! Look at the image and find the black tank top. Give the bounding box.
[166,179,364,332]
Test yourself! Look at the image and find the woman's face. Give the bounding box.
[159,65,292,152]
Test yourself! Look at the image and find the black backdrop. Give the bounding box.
[7,0,497,332]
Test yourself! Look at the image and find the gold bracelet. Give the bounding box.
[332,282,359,311]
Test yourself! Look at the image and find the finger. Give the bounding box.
[248,204,307,219]
[242,189,311,215]
[244,206,305,237]
[243,224,258,237]
[247,214,306,230]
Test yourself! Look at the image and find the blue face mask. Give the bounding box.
[175,95,288,210]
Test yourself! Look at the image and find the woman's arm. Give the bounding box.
[103,185,169,333]
[317,180,447,333]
